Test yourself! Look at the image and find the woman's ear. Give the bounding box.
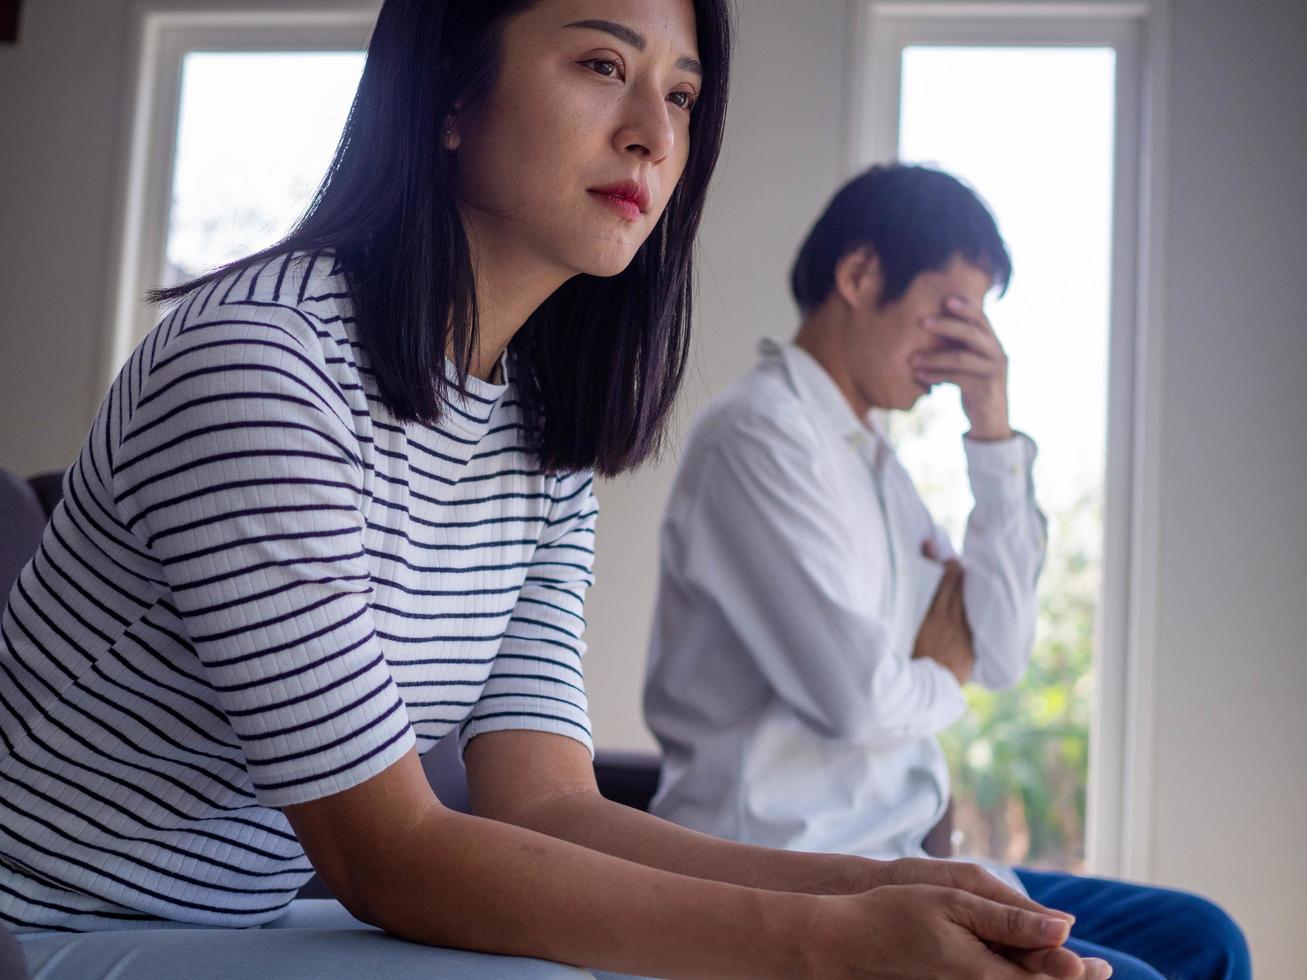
[832,245,882,311]
[443,102,464,151]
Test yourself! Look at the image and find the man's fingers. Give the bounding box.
[920,309,1001,356]
[913,349,996,378]
[943,559,965,589]
[926,560,962,613]
[944,294,1000,341]
[952,894,1071,950]
[948,569,968,619]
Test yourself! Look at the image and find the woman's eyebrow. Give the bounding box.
[565,19,703,76]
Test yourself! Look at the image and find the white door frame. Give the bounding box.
[845,0,1172,881]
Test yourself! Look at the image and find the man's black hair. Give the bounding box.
[790,163,1012,313]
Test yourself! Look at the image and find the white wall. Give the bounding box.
[0,0,134,473]
[1,0,1304,974]
[1147,2,1307,976]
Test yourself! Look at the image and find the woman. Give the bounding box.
[0,1,1111,976]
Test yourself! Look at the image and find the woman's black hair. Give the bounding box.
[789,163,1012,314]
[150,0,732,476]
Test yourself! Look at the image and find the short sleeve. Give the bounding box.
[459,472,597,756]
[111,307,414,808]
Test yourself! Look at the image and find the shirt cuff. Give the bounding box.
[913,656,969,731]
[963,431,1037,503]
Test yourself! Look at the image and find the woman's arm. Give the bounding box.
[286,746,1090,979]
[466,730,1068,912]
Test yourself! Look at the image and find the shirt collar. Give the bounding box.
[758,338,891,447]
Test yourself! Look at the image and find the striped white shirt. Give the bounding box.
[0,251,597,931]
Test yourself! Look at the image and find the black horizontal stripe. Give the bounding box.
[205,603,371,670]
[0,824,295,915]
[0,874,153,922]
[0,776,306,887]
[171,548,368,593]
[184,571,371,617]
[235,677,394,743]
[189,586,371,644]
[368,575,523,598]
[123,473,360,533]
[119,419,364,480]
[148,502,358,549]
[119,390,325,449]
[244,697,404,767]
[374,630,504,645]
[254,724,411,792]
[116,448,357,508]
[223,652,385,720]
[461,710,590,737]
[212,631,375,694]
[478,672,586,697]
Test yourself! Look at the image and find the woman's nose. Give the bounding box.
[613,87,676,163]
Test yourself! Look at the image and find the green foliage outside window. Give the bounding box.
[940,492,1098,872]
[893,397,1098,873]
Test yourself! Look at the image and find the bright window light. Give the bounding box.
[164,51,366,283]
[895,45,1117,871]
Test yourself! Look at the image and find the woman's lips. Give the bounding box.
[589,190,644,222]
[587,180,650,223]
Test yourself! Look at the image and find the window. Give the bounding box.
[849,1,1165,875]
[165,51,365,285]
[106,6,376,380]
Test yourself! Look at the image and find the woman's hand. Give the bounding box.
[802,885,1111,979]
[854,857,1055,912]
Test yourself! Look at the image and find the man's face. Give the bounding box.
[844,254,994,412]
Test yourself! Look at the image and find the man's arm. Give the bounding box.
[914,296,1048,690]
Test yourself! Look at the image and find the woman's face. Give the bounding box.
[451,0,702,280]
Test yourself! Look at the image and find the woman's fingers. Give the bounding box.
[951,892,1072,950]
[1010,944,1112,979]
[924,860,1074,922]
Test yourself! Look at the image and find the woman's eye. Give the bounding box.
[582,59,622,80]
[669,91,698,111]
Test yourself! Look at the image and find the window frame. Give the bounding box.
[845,0,1172,879]
[102,1,379,387]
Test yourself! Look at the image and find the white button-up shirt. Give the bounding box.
[644,339,1046,869]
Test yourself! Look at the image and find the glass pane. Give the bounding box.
[896,46,1117,872]
[164,51,366,284]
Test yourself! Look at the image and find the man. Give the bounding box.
[643,164,1250,979]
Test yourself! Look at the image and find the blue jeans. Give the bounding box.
[1016,868,1252,980]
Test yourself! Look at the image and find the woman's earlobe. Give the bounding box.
[442,102,463,150]
[443,118,461,151]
